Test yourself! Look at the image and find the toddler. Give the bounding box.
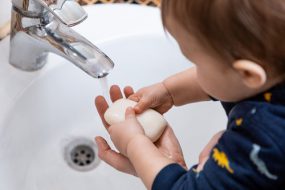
[95,0,285,189]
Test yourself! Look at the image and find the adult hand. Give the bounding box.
[128,82,174,114]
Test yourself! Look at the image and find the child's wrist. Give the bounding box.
[161,80,175,106]
[126,134,151,157]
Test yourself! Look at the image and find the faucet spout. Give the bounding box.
[42,18,114,78]
[9,4,114,78]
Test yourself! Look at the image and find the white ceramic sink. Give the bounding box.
[0,4,227,190]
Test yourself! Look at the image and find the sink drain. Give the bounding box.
[64,138,100,172]
[71,145,95,167]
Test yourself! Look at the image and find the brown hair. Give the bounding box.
[161,0,285,76]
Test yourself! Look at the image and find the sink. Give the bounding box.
[0,4,227,190]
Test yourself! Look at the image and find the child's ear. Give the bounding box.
[233,60,267,89]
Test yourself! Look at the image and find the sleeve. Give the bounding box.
[152,164,214,190]
[152,105,285,190]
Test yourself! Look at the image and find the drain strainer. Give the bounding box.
[64,138,100,172]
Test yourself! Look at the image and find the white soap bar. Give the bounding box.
[104,99,167,142]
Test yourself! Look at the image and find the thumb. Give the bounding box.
[134,98,152,114]
[125,107,137,120]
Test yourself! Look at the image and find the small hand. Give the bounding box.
[128,82,174,114]
[108,107,145,157]
[95,85,187,176]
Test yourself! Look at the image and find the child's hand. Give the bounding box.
[128,82,174,114]
[95,85,187,176]
[108,107,145,156]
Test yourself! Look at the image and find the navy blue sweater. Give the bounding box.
[152,84,285,190]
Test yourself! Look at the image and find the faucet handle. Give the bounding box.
[36,0,88,26]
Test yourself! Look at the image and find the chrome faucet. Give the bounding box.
[10,0,114,78]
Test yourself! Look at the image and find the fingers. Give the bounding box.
[95,85,136,129]
[95,136,136,176]
[125,107,136,120]
[110,85,146,114]
[110,85,123,102]
[156,104,170,114]
[110,85,135,101]
[123,86,134,98]
[128,94,140,102]
[134,98,152,114]
[95,96,110,128]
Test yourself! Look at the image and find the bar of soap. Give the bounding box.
[104,99,167,142]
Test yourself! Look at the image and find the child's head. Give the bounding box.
[161,0,285,101]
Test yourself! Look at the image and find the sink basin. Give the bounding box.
[0,4,227,190]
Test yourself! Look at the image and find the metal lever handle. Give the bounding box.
[36,0,88,26]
